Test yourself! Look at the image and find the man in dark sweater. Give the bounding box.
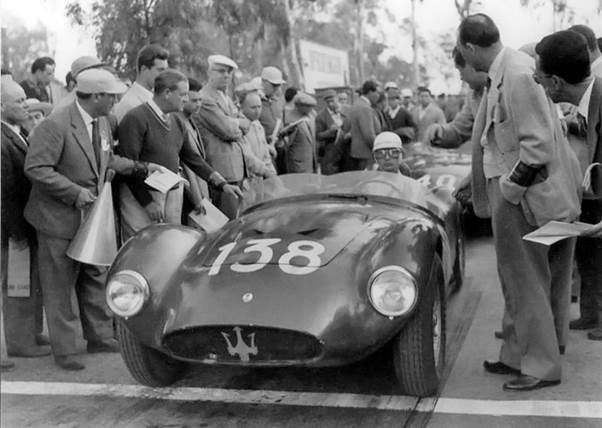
[117,69,242,239]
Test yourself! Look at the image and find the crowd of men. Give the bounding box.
[1,14,601,393]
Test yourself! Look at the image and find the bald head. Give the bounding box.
[1,80,29,124]
[241,91,262,121]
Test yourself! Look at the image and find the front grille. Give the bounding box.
[163,325,321,363]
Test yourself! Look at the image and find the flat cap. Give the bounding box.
[76,68,127,94]
[373,132,402,152]
[294,92,317,107]
[208,54,238,70]
[401,88,413,97]
[261,66,286,85]
[322,89,337,100]
[71,56,104,77]
[384,81,398,90]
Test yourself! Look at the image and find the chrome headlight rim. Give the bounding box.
[368,265,418,317]
[106,270,150,318]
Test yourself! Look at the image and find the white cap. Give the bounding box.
[384,81,398,91]
[76,69,127,94]
[373,132,402,152]
[401,88,413,98]
[208,54,238,70]
[71,56,104,76]
[261,66,286,85]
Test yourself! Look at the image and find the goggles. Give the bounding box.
[374,148,402,160]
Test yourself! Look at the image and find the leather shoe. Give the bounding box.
[494,330,504,339]
[569,317,597,330]
[36,334,50,346]
[55,355,85,371]
[87,338,120,353]
[8,345,51,358]
[587,328,602,341]
[503,375,560,391]
[483,360,520,375]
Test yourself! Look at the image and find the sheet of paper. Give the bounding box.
[188,198,229,232]
[144,169,185,194]
[523,221,596,246]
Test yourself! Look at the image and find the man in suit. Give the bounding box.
[569,25,602,78]
[1,79,51,359]
[24,69,162,370]
[315,89,347,174]
[344,80,381,170]
[534,30,602,341]
[195,55,250,219]
[457,14,582,391]
[411,86,446,144]
[20,57,55,103]
[386,87,416,144]
[113,44,169,123]
[280,93,318,173]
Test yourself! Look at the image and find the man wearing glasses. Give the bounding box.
[372,132,411,177]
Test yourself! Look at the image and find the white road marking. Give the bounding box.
[2,381,602,419]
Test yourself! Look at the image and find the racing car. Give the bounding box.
[107,144,470,397]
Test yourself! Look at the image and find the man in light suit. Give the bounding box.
[195,55,249,219]
[280,93,318,173]
[24,69,161,370]
[344,80,381,170]
[411,86,446,144]
[457,14,582,391]
[534,31,602,341]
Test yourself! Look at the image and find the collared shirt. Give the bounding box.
[388,105,401,120]
[146,98,168,124]
[328,108,343,127]
[75,99,95,141]
[577,78,595,124]
[113,81,153,123]
[1,120,27,147]
[360,95,371,106]
[591,56,602,78]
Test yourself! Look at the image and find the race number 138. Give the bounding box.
[208,239,325,276]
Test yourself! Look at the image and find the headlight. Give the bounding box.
[106,270,149,317]
[368,266,417,317]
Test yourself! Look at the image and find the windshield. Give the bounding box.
[240,171,429,211]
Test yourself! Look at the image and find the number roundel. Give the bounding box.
[208,239,325,276]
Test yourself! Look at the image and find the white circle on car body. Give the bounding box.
[242,293,253,303]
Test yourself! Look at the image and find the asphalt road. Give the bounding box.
[2,235,601,428]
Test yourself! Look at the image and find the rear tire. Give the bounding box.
[393,257,446,397]
[116,320,187,386]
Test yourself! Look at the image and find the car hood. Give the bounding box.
[196,197,383,269]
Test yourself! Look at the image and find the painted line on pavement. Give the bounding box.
[2,381,602,419]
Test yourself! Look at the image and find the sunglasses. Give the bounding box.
[374,148,402,160]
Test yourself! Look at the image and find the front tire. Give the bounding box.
[117,320,187,386]
[393,257,446,397]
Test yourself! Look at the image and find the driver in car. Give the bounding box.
[372,132,412,177]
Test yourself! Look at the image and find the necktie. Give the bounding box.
[92,119,102,170]
[577,113,588,139]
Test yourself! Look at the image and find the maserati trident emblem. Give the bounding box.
[221,326,258,362]
[242,292,253,303]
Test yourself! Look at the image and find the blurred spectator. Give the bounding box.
[195,55,248,219]
[1,79,51,360]
[569,25,602,77]
[401,88,414,110]
[386,87,416,144]
[315,89,348,174]
[22,99,53,135]
[284,86,298,117]
[411,86,446,143]
[65,72,77,92]
[260,67,287,175]
[20,56,55,103]
[280,93,318,173]
[344,80,381,170]
[113,44,169,123]
[337,91,349,107]
[374,91,391,132]
[54,56,107,109]
[239,91,277,178]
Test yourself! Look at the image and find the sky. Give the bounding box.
[1,0,601,92]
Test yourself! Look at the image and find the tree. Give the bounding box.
[453,0,480,19]
[1,12,52,81]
